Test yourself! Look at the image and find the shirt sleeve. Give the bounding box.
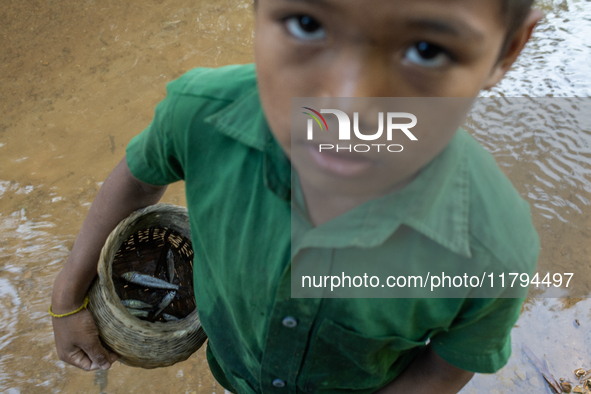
[126,91,185,186]
[429,296,524,373]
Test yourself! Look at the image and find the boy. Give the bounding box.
[51,0,543,393]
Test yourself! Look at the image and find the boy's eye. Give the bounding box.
[404,42,452,68]
[284,15,326,41]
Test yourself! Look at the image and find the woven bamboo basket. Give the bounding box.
[87,203,207,369]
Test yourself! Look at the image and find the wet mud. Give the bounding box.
[0,0,590,392]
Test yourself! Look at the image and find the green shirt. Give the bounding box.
[126,64,540,394]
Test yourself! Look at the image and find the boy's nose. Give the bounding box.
[319,48,395,98]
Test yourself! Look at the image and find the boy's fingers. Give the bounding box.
[109,352,118,364]
[84,340,113,370]
[52,309,117,370]
[59,340,116,371]
[66,347,94,371]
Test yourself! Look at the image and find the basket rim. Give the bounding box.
[96,203,201,331]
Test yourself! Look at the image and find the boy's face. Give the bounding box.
[254,0,538,198]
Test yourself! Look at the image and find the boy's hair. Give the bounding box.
[500,0,536,58]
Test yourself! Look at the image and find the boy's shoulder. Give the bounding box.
[166,64,257,101]
[459,130,539,272]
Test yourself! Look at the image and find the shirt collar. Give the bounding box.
[292,130,472,258]
[204,86,291,201]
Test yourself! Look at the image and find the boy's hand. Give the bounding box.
[50,157,167,370]
[374,345,474,394]
[52,309,117,370]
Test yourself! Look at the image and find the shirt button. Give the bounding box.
[282,316,298,328]
[272,379,286,388]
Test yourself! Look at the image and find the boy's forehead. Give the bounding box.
[266,0,502,38]
[275,0,499,12]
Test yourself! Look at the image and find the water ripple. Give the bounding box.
[481,0,591,97]
[467,98,591,224]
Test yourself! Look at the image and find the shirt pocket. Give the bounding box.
[303,319,427,391]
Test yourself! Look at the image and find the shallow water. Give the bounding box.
[0,0,590,392]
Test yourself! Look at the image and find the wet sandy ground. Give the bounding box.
[1,0,591,392]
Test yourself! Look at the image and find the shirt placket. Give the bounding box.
[259,249,332,394]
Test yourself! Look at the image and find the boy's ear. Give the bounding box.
[482,9,545,90]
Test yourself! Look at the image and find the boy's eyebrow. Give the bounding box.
[282,0,328,3]
[407,18,485,41]
[280,0,332,6]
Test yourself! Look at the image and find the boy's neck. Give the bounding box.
[298,171,419,227]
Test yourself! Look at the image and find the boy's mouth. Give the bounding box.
[303,142,376,177]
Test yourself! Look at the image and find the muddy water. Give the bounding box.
[0,0,589,392]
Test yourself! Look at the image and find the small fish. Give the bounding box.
[93,367,109,393]
[523,344,562,393]
[154,291,176,317]
[162,313,179,321]
[121,272,179,291]
[121,299,153,309]
[167,249,175,284]
[126,308,149,318]
[581,370,591,382]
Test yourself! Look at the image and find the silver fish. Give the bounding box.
[121,299,153,309]
[167,249,175,284]
[162,313,179,321]
[121,272,179,291]
[126,308,149,318]
[154,291,176,317]
[523,345,562,394]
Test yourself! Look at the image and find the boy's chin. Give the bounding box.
[302,143,377,178]
[293,160,417,200]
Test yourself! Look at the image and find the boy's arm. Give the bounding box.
[375,345,474,394]
[51,157,167,371]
